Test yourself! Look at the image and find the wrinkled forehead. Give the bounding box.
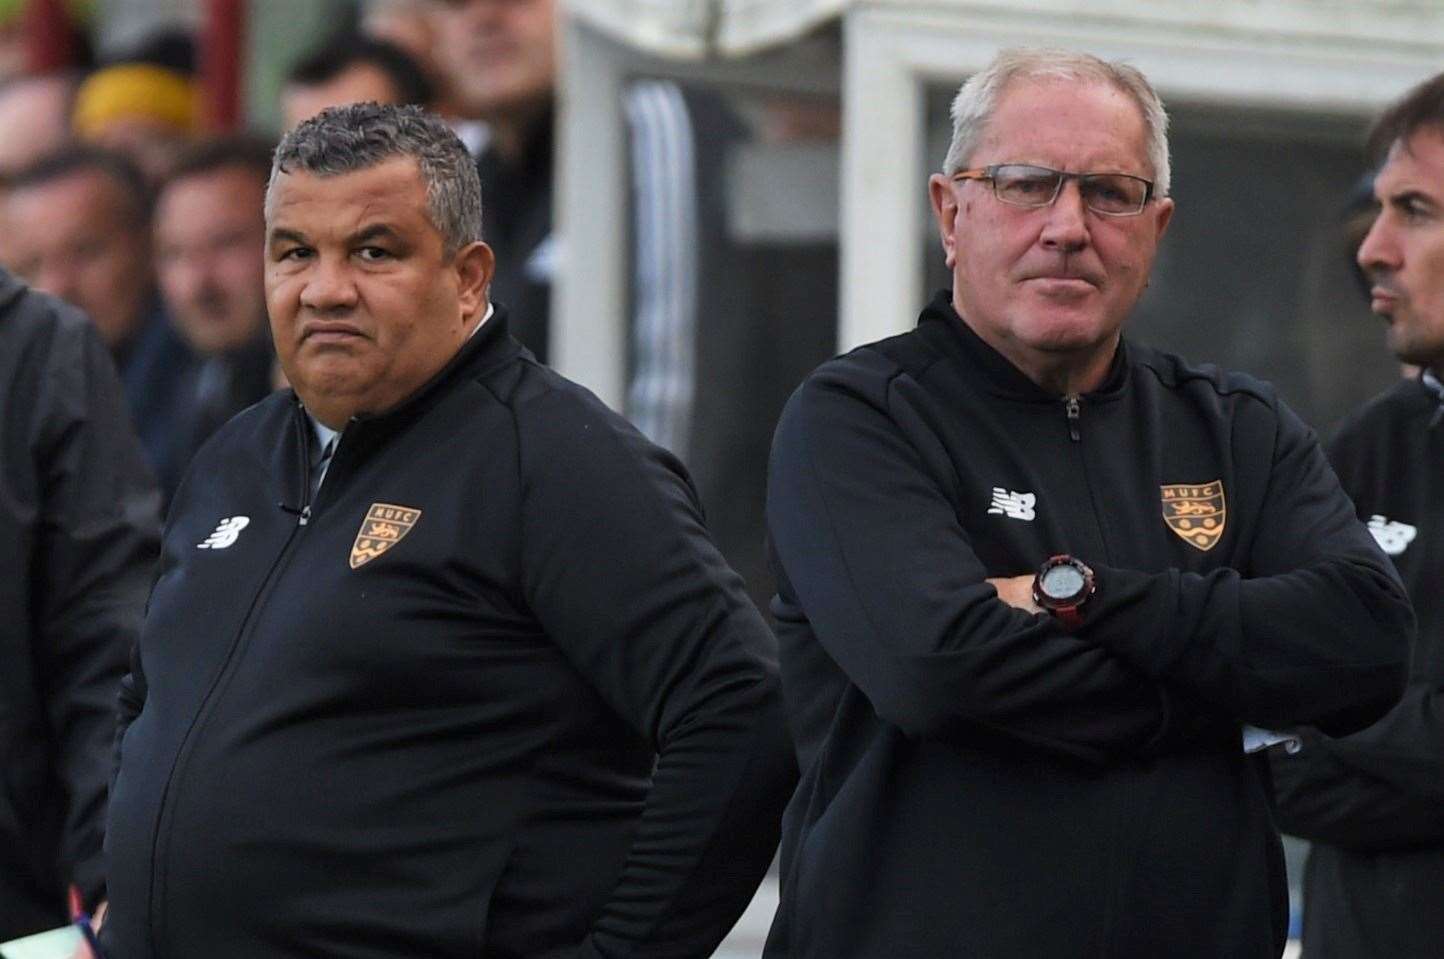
[980,77,1150,166]
[265,158,427,230]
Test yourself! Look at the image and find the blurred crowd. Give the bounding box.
[0,0,558,505]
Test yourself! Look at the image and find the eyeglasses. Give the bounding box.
[951,164,1155,217]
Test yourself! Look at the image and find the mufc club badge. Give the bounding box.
[350,503,422,569]
[1161,481,1226,551]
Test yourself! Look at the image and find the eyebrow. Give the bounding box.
[267,227,309,247]
[353,224,405,244]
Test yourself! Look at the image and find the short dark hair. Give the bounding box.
[286,34,434,108]
[8,145,151,226]
[270,102,481,256]
[1368,72,1444,161]
[164,134,276,188]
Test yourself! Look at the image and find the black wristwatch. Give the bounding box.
[1032,555,1096,630]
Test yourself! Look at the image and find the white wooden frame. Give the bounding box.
[554,18,840,407]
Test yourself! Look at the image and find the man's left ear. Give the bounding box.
[455,240,496,318]
[1152,197,1175,241]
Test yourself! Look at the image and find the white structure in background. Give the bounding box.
[554,0,1444,409]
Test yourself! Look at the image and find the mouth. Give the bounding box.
[1025,275,1100,297]
[301,321,366,344]
[1369,287,1399,315]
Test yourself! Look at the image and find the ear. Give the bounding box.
[1151,196,1175,243]
[454,240,496,323]
[928,173,960,269]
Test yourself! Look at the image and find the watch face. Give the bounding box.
[1040,563,1086,601]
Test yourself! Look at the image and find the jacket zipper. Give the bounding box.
[1064,393,1081,441]
[147,413,315,954]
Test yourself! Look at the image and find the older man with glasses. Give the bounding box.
[762,47,1413,959]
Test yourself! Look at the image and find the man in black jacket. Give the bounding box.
[764,48,1413,959]
[101,103,794,959]
[1271,72,1444,958]
[0,269,159,940]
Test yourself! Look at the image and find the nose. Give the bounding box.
[1356,211,1397,278]
[299,254,358,313]
[1038,179,1089,253]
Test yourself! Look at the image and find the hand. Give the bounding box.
[986,574,1041,614]
[69,899,106,959]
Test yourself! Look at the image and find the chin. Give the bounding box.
[1020,313,1117,353]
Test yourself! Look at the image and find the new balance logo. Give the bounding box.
[1367,515,1416,557]
[987,488,1036,521]
[197,516,250,550]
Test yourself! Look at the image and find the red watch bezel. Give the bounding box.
[1032,554,1096,630]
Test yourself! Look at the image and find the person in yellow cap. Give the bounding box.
[72,60,196,182]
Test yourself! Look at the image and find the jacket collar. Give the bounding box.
[916,289,1129,403]
[291,302,526,439]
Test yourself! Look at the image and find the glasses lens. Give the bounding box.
[991,166,1061,207]
[1080,174,1148,214]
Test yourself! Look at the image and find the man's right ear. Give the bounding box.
[928,174,959,270]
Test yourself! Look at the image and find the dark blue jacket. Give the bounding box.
[1272,375,1444,957]
[103,308,794,958]
[0,271,159,939]
[764,293,1412,959]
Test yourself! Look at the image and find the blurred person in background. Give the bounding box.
[361,0,447,97]
[428,0,555,359]
[281,32,434,130]
[71,30,197,184]
[0,71,78,174]
[1271,71,1444,959]
[0,266,159,943]
[4,147,192,499]
[153,136,276,489]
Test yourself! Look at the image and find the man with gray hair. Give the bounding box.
[763,48,1411,957]
[101,103,795,959]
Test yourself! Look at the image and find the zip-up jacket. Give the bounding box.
[1271,374,1444,957]
[102,308,796,959]
[763,293,1412,959]
[0,270,160,939]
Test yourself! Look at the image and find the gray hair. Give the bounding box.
[942,48,1172,198]
[268,102,482,255]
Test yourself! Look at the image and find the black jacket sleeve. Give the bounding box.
[1077,400,1411,734]
[517,388,796,959]
[33,314,160,907]
[1270,722,1444,851]
[767,365,1173,765]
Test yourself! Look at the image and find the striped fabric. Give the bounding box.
[624,79,699,460]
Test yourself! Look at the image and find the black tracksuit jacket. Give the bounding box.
[102,310,796,958]
[763,294,1413,959]
[1272,375,1444,957]
[0,272,159,940]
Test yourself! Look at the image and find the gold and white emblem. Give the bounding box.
[350,503,422,569]
[1161,481,1226,552]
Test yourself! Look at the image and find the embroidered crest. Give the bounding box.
[350,503,421,569]
[1161,481,1226,551]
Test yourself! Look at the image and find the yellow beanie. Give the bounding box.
[72,63,197,137]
